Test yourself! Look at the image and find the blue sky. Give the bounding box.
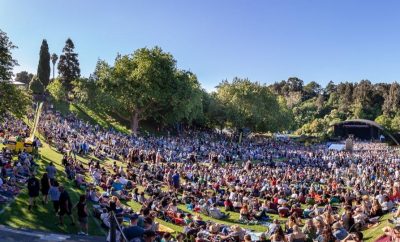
[1,0,400,90]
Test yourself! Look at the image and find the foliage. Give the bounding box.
[15,71,34,84]
[0,29,17,80]
[47,78,67,102]
[37,39,51,87]
[29,76,45,94]
[94,47,202,134]
[269,77,400,135]
[375,115,392,130]
[0,81,31,119]
[214,78,292,132]
[57,38,80,90]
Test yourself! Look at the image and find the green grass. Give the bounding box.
[52,100,130,134]
[0,137,392,240]
[0,142,106,236]
[0,106,392,240]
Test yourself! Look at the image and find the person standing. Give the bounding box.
[58,186,75,226]
[49,180,61,213]
[27,173,40,211]
[46,162,57,182]
[172,171,180,191]
[75,194,89,235]
[40,173,50,204]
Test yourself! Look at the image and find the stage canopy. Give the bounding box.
[332,119,399,145]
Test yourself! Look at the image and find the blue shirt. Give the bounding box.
[333,228,348,240]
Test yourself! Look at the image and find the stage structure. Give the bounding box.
[332,119,399,145]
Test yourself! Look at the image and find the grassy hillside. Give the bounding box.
[0,104,391,240]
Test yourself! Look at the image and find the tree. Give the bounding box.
[29,75,44,95]
[96,47,198,134]
[15,71,34,84]
[337,82,353,114]
[383,82,400,116]
[303,81,321,100]
[47,78,67,102]
[37,39,50,87]
[202,92,228,129]
[391,114,400,131]
[0,29,17,80]
[375,115,392,130]
[214,78,289,132]
[0,29,30,118]
[51,53,58,80]
[57,38,80,90]
[0,82,31,119]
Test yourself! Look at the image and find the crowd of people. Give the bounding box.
[2,107,400,241]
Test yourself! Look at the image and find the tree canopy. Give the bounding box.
[57,38,80,90]
[15,71,34,84]
[37,39,51,87]
[0,29,17,80]
[29,75,44,95]
[214,78,292,132]
[94,47,203,134]
[0,29,30,118]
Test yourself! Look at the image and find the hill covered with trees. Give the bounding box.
[1,28,400,138]
[269,78,400,137]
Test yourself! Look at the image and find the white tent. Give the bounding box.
[328,144,345,151]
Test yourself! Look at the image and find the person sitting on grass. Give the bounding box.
[208,203,229,219]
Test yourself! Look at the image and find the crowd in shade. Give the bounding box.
[2,107,400,242]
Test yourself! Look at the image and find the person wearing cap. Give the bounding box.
[122,213,145,241]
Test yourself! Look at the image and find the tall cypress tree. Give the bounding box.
[37,39,50,87]
[57,38,80,90]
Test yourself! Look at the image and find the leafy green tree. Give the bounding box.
[0,29,30,118]
[0,29,17,80]
[72,77,98,104]
[47,78,67,102]
[29,75,44,94]
[158,70,203,126]
[0,82,31,119]
[37,39,50,87]
[57,38,80,90]
[303,81,321,100]
[96,47,199,134]
[383,82,400,116]
[215,78,289,132]
[375,114,392,130]
[337,82,353,114]
[202,92,228,129]
[324,81,336,97]
[15,71,34,84]
[391,114,400,132]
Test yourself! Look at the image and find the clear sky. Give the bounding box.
[1,0,400,90]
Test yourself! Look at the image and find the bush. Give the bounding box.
[29,76,44,94]
[47,78,67,101]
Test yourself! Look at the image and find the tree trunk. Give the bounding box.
[52,63,55,80]
[131,112,140,135]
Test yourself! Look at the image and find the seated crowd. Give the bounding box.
[2,107,400,241]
